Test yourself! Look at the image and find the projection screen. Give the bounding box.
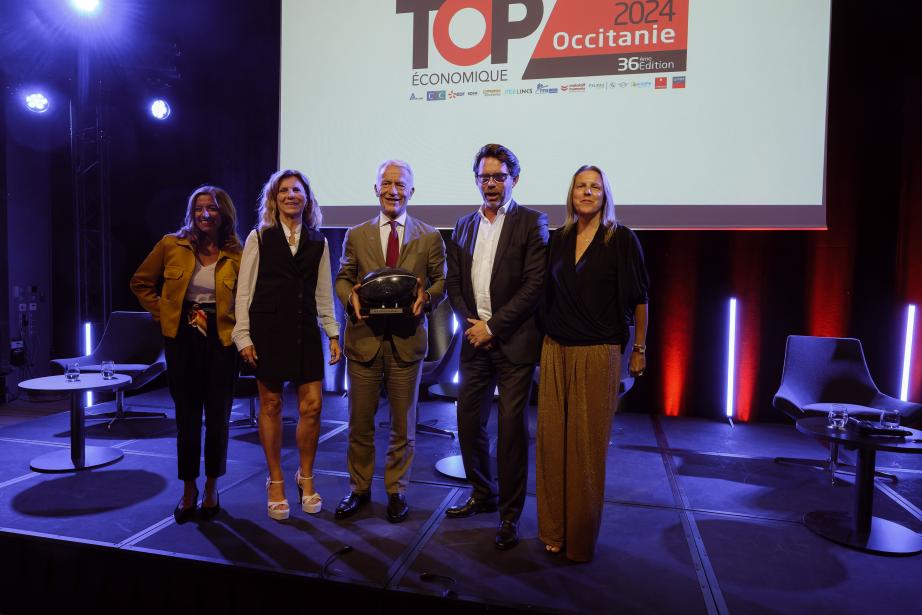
[280,0,831,229]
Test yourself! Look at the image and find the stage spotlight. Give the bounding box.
[24,92,51,113]
[149,99,171,120]
[71,0,101,15]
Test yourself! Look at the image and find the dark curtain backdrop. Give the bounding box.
[628,0,921,421]
[5,1,919,419]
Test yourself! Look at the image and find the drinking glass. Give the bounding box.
[880,410,901,429]
[827,405,848,429]
[101,360,115,380]
[64,363,81,382]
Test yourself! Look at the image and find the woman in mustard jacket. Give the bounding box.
[131,185,243,523]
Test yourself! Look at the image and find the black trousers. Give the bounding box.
[456,346,535,521]
[163,311,237,481]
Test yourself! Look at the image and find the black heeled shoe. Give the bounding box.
[200,490,220,521]
[173,488,199,524]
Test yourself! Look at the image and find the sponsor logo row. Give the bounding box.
[410,75,685,101]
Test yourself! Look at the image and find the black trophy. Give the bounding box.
[356,268,418,316]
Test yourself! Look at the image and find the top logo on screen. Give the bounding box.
[398,0,545,69]
[397,1,689,81]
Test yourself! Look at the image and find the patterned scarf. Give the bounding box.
[187,303,208,337]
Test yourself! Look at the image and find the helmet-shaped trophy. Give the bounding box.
[356,267,418,316]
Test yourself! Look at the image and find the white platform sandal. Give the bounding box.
[266,477,290,520]
[295,469,322,514]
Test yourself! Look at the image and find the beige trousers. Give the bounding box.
[537,336,621,562]
[346,341,422,495]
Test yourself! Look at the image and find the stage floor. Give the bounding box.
[2,388,922,614]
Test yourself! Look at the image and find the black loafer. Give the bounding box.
[334,491,371,520]
[495,520,519,550]
[386,493,409,523]
[445,496,498,518]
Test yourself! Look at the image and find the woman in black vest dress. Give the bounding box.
[233,169,341,520]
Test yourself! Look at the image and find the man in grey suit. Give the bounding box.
[334,160,446,522]
[445,143,549,550]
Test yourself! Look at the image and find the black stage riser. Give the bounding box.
[0,531,524,615]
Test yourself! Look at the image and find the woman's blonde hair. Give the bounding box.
[256,169,322,231]
[560,165,618,243]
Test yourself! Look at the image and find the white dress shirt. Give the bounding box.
[471,199,514,324]
[232,227,340,351]
[378,211,407,263]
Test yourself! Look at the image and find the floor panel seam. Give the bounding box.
[874,479,922,524]
[0,472,41,489]
[657,446,922,475]
[0,436,69,448]
[117,457,300,548]
[652,415,730,615]
[383,486,463,590]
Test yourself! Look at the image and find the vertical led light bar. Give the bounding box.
[901,304,916,401]
[452,315,459,384]
[84,322,93,406]
[726,298,738,418]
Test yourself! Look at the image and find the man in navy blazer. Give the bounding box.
[445,143,549,550]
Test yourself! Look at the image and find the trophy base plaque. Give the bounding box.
[362,306,413,316]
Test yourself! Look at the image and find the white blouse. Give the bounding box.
[184,260,217,303]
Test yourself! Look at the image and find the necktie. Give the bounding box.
[386,220,399,267]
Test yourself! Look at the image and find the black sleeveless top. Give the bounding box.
[249,224,326,382]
